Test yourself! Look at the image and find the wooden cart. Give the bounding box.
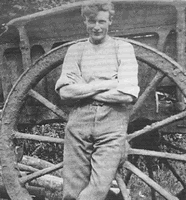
[1,0,186,199]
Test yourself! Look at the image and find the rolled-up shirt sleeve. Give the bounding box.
[117,41,139,98]
[55,43,82,92]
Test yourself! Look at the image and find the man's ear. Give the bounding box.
[109,16,113,25]
[83,18,88,26]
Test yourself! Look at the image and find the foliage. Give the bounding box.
[18,122,66,164]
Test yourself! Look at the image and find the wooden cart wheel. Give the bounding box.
[1,38,186,200]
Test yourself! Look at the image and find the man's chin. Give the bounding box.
[91,36,104,44]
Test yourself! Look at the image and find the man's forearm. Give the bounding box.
[59,84,101,100]
[92,89,135,104]
[59,80,118,101]
[59,83,106,101]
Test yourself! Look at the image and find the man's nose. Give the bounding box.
[93,22,100,30]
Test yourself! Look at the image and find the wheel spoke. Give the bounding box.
[20,171,63,192]
[29,89,68,121]
[19,162,63,185]
[127,110,186,141]
[129,148,186,162]
[131,71,165,117]
[124,161,178,200]
[21,156,63,178]
[125,155,139,185]
[116,172,131,200]
[14,131,64,144]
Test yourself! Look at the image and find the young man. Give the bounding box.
[55,0,139,199]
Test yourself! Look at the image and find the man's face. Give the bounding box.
[84,11,112,44]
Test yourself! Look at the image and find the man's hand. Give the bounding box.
[67,72,86,84]
[92,89,135,104]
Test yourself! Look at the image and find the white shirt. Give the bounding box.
[55,37,139,98]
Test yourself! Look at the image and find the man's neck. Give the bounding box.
[89,35,110,45]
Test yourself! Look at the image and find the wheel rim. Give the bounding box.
[1,38,186,200]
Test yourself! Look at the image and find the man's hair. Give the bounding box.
[81,0,115,20]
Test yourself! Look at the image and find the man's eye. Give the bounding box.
[88,20,95,24]
[99,20,106,24]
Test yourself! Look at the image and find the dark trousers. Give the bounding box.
[62,102,131,200]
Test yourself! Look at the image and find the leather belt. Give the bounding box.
[78,99,106,107]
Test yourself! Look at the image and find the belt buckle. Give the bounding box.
[92,100,104,106]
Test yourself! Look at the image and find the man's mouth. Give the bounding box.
[93,32,102,35]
